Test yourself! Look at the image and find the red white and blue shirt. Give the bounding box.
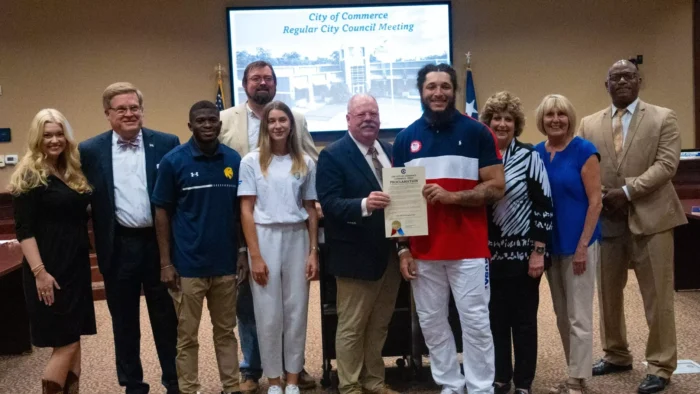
[392,110,502,261]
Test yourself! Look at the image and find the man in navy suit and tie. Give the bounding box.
[79,82,180,394]
[317,94,400,394]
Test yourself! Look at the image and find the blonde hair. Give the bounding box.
[257,101,308,177]
[102,82,143,111]
[9,109,92,195]
[535,94,577,137]
[480,91,526,137]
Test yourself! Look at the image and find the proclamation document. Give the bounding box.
[382,167,429,238]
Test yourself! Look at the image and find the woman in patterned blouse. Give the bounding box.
[480,91,553,394]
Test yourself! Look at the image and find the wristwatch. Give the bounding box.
[533,246,546,255]
[396,241,410,256]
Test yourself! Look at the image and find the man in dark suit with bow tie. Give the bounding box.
[79,82,180,394]
[317,94,400,394]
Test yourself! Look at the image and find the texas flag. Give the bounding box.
[466,68,478,118]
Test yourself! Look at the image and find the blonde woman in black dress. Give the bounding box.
[9,109,95,394]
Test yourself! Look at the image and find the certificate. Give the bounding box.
[382,167,429,238]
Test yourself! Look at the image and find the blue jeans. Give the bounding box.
[237,280,263,380]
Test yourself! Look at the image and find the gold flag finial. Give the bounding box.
[215,63,226,82]
[466,52,472,69]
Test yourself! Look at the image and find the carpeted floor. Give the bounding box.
[2,275,700,394]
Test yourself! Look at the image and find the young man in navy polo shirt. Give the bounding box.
[152,100,245,394]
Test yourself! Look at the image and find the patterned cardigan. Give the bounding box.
[487,138,554,279]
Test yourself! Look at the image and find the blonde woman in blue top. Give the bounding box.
[533,95,602,394]
[238,101,319,394]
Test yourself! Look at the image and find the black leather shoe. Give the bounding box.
[638,375,669,394]
[592,358,633,376]
[493,382,511,394]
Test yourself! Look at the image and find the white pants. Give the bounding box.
[250,222,310,379]
[412,259,494,394]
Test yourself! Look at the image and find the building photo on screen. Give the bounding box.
[227,2,452,133]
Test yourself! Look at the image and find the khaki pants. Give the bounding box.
[335,257,401,394]
[547,242,599,380]
[598,229,676,379]
[171,275,240,394]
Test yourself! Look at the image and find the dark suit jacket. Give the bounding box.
[79,128,180,273]
[317,133,393,281]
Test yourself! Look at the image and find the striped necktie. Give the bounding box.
[367,145,383,183]
[612,108,627,156]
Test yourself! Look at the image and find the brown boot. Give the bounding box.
[64,371,80,394]
[42,380,63,394]
[240,377,259,394]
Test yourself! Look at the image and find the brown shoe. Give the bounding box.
[548,381,566,394]
[64,371,79,394]
[240,377,259,393]
[42,380,63,394]
[296,370,317,390]
[364,385,400,394]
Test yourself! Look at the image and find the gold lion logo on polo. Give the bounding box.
[224,167,234,179]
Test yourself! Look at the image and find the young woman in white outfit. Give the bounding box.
[238,100,319,394]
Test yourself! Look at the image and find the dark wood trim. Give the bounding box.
[695,0,700,147]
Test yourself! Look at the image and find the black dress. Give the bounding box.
[13,175,96,348]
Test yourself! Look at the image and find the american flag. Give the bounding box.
[216,79,225,111]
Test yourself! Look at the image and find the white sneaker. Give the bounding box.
[284,384,300,394]
[440,388,463,394]
[268,385,284,394]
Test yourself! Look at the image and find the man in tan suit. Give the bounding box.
[579,59,687,394]
[219,60,317,160]
[219,60,318,393]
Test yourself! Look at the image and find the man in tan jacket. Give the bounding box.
[218,60,318,393]
[579,59,686,394]
[219,60,317,161]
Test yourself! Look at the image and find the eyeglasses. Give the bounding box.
[350,112,379,120]
[109,105,142,116]
[248,76,274,84]
[608,72,638,83]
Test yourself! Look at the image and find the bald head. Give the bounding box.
[347,94,381,146]
[347,94,377,112]
[605,59,641,108]
[610,59,637,71]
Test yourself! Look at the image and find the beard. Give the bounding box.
[247,87,274,105]
[421,96,457,130]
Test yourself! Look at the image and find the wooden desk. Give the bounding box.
[674,199,700,291]
[0,240,32,355]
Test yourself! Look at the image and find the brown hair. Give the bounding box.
[257,101,307,177]
[102,82,143,111]
[480,91,526,137]
[243,61,277,84]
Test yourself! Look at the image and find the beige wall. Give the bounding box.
[0,0,694,187]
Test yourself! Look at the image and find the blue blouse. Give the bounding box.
[535,136,601,255]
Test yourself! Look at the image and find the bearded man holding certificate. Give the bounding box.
[316,94,400,394]
[392,64,505,394]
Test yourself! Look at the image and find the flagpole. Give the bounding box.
[215,63,226,109]
[464,52,478,118]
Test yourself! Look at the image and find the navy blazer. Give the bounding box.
[317,133,394,281]
[79,128,180,273]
